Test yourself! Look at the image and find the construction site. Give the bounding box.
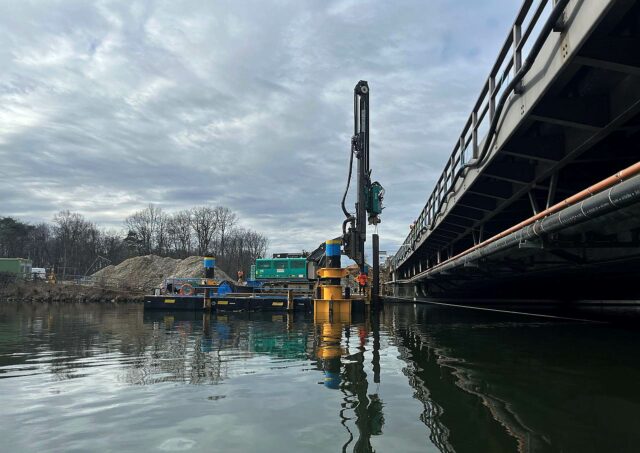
[0,255,233,303]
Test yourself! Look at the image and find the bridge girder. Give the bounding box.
[392,0,640,300]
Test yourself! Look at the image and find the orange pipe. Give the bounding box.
[425,160,640,274]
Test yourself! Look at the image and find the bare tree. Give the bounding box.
[191,206,217,255]
[52,211,99,276]
[166,216,181,257]
[27,222,51,266]
[2,204,271,278]
[155,212,169,255]
[124,204,161,255]
[124,211,151,255]
[167,210,193,258]
[175,210,193,256]
[99,229,128,264]
[218,227,268,275]
[214,206,237,258]
[245,229,269,262]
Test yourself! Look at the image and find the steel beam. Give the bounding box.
[576,37,640,76]
[531,96,611,129]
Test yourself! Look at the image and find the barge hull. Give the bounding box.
[144,295,366,312]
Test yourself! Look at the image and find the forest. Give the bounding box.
[0,205,269,278]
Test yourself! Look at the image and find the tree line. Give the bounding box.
[0,205,269,278]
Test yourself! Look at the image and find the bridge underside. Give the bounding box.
[395,198,640,300]
[394,0,640,300]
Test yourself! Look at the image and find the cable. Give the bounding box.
[342,86,361,221]
[391,297,604,323]
[342,142,355,219]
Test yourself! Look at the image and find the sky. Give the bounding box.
[0,0,519,258]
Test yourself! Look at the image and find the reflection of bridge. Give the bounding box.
[390,0,640,299]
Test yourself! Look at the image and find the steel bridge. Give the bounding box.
[389,0,640,300]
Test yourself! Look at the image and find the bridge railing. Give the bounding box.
[392,0,555,273]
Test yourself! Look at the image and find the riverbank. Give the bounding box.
[0,281,143,304]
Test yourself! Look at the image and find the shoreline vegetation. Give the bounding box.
[0,281,144,304]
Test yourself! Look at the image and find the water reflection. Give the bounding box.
[313,312,385,452]
[387,304,640,453]
[130,311,314,386]
[338,320,385,453]
[2,302,640,452]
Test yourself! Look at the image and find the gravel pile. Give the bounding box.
[92,255,232,291]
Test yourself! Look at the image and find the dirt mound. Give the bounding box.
[92,255,232,291]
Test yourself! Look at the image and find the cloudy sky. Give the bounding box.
[0,0,518,257]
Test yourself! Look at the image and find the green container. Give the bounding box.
[0,258,33,280]
[255,258,307,280]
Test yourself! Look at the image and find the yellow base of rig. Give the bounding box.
[316,268,348,279]
[314,299,351,323]
[314,263,351,322]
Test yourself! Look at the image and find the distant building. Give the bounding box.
[0,258,33,280]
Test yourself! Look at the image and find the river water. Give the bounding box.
[0,302,639,452]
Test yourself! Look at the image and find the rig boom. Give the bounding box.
[342,80,384,273]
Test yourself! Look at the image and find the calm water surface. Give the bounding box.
[1,302,639,452]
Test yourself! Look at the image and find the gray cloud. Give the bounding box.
[0,0,518,254]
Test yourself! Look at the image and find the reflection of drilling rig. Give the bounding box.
[313,313,385,450]
[314,80,384,320]
[316,321,346,389]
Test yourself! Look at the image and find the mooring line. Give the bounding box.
[389,297,605,323]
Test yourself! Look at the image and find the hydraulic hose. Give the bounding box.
[342,217,353,236]
[342,87,359,230]
[341,143,355,219]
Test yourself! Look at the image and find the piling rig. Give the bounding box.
[341,81,384,281]
[314,80,385,319]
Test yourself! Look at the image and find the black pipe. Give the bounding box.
[413,172,640,280]
[466,0,570,169]
[372,233,380,308]
[342,143,355,220]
